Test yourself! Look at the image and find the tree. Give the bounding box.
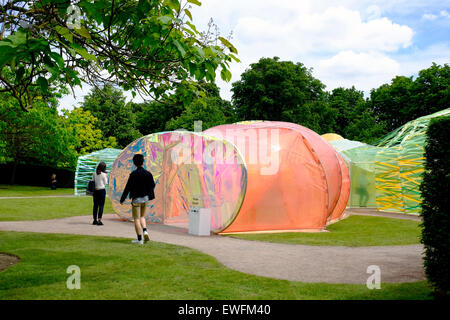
[343,102,386,143]
[369,63,449,133]
[0,93,77,183]
[166,81,234,131]
[133,100,184,135]
[0,0,238,111]
[81,84,141,147]
[327,86,385,143]
[328,87,364,134]
[60,108,118,155]
[413,63,449,118]
[231,57,327,128]
[166,96,234,131]
[369,75,416,132]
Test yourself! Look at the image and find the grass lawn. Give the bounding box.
[0,231,431,300]
[0,197,114,221]
[0,184,74,197]
[225,215,421,246]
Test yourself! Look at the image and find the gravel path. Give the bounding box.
[0,213,425,284]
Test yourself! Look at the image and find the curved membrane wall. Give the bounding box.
[205,122,350,233]
[108,131,247,233]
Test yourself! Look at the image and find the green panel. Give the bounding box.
[343,145,379,208]
[398,134,426,215]
[349,162,377,207]
[74,148,122,196]
[335,108,450,215]
[375,147,404,212]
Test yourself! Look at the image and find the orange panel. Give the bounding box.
[205,122,344,233]
[328,151,351,223]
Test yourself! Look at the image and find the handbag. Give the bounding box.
[86,180,95,196]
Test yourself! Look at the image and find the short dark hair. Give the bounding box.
[133,154,144,167]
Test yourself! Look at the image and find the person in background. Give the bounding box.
[50,173,57,190]
[93,162,108,226]
[120,154,155,244]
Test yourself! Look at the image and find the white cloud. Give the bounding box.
[315,51,401,92]
[200,1,415,99]
[56,0,449,108]
[397,42,450,76]
[422,13,438,20]
[366,5,382,20]
[422,9,450,21]
[233,6,413,53]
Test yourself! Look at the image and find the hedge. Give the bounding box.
[0,163,75,188]
[420,115,450,299]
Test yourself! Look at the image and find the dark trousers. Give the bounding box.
[93,189,106,221]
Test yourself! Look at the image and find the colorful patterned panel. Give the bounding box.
[108,131,247,233]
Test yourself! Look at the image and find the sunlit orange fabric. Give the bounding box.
[205,121,350,233]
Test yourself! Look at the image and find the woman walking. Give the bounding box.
[93,162,108,226]
[120,154,155,244]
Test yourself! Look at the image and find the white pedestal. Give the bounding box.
[188,207,211,236]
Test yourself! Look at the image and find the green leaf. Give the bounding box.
[167,0,181,12]
[187,0,202,6]
[0,47,15,68]
[72,43,97,62]
[173,40,186,57]
[5,30,27,47]
[206,63,216,80]
[158,16,173,25]
[218,36,238,54]
[229,53,241,63]
[49,52,65,68]
[220,68,232,82]
[185,21,199,34]
[195,46,205,60]
[10,57,16,70]
[75,27,91,39]
[37,76,49,93]
[55,26,73,43]
[184,9,193,21]
[15,67,25,83]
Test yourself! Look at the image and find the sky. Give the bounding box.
[58,0,450,110]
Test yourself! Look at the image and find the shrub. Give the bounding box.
[420,115,450,299]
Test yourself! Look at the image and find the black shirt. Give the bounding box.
[120,167,155,203]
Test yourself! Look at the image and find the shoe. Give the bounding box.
[131,239,144,245]
[92,220,98,225]
[143,231,150,242]
[97,221,104,226]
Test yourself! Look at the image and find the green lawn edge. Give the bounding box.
[0,196,114,221]
[0,231,432,300]
[0,185,74,197]
[224,215,421,247]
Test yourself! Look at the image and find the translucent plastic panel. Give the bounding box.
[398,138,425,214]
[349,162,377,207]
[328,154,351,223]
[108,132,247,233]
[206,122,349,232]
[321,133,344,142]
[74,148,122,196]
[342,145,379,208]
[375,147,404,212]
[231,121,346,217]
